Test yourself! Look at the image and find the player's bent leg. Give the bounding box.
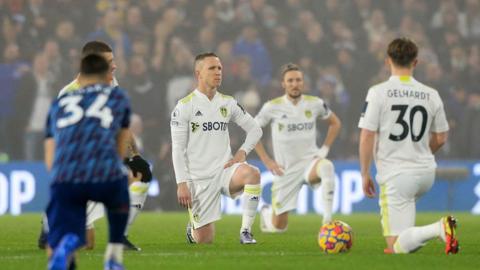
[229,164,261,244]
[48,233,80,270]
[271,212,289,231]
[123,180,149,251]
[307,158,335,224]
[193,223,215,244]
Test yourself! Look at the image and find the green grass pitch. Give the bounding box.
[0,213,478,269]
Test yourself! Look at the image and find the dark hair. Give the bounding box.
[387,38,418,67]
[81,41,113,56]
[194,52,218,69]
[280,63,302,80]
[80,53,109,76]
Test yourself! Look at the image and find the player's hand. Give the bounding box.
[265,158,284,176]
[362,175,376,198]
[177,182,192,208]
[224,150,247,168]
[315,145,330,159]
[124,155,152,182]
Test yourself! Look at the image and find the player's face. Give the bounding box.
[198,57,222,89]
[102,52,116,81]
[282,70,304,99]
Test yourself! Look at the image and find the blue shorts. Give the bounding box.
[46,177,129,249]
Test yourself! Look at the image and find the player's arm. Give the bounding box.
[44,108,55,171]
[358,88,380,198]
[430,94,449,154]
[44,138,55,171]
[317,112,342,159]
[117,128,131,159]
[429,132,448,153]
[254,142,284,176]
[171,104,192,208]
[253,103,284,175]
[124,127,152,183]
[225,102,263,168]
[359,128,376,198]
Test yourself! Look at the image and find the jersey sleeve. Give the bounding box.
[316,98,332,120]
[45,103,55,138]
[171,102,191,183]
[254,102,273,127]
[231,101,263,155]
[431,93,449,133]
[358,87,381,131]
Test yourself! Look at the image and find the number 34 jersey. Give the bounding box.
[46,84,131,184]
[255,95,331,171]
[358,76,449,182]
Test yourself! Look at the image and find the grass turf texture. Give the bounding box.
[0,213,478,270]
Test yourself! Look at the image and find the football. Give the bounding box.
[318,220,353,254]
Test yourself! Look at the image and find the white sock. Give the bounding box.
[316,159,335,224]
[104,243,123,263]
[241,184,261,233]
[394,221,442,253]
[125,182,149,236]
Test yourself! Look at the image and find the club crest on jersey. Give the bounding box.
[220,107,228,117]
[278,123,284,131]
[305,110,312,118]
[191,122,200,133]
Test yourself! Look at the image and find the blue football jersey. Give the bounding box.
[45,84,131,183]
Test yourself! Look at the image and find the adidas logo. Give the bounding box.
[132,204,142,209]
[195,110,203,116]
[251,196,259,201]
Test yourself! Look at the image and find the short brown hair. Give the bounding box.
[194,52,218,69]
[387,38,418,67]
[80,53,109,76]
[81,41,113,56]
[280,63,302,80]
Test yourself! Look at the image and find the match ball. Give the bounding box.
[318,220,353,254]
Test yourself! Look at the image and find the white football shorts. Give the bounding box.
[378,169,435,236]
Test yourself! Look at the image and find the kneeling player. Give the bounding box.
[254,63,341,232]
[45,54,134,270]
[38,41,151,251]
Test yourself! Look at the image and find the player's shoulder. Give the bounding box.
[302,94,321,102]
[218,92,234,100]
[58,79,81,98]
[179,91,196,105]
[267,96,285,105]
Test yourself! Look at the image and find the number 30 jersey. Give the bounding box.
[358,76,449,182]
[45,84,131,184]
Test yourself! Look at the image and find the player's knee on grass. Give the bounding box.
[194,224,215,244]
[272,213,289,230]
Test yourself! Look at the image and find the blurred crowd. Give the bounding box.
[1,0,479,167]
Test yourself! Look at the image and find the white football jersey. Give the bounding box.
[255,95,331,171]
[358,76,449,182]
[171,89,261,183]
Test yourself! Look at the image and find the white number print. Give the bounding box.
[56,94,113,129]
[57,96,84,128]
[85,94,113,128]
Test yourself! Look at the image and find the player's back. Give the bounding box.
[359,76,449,181]
[46,84,131,183]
